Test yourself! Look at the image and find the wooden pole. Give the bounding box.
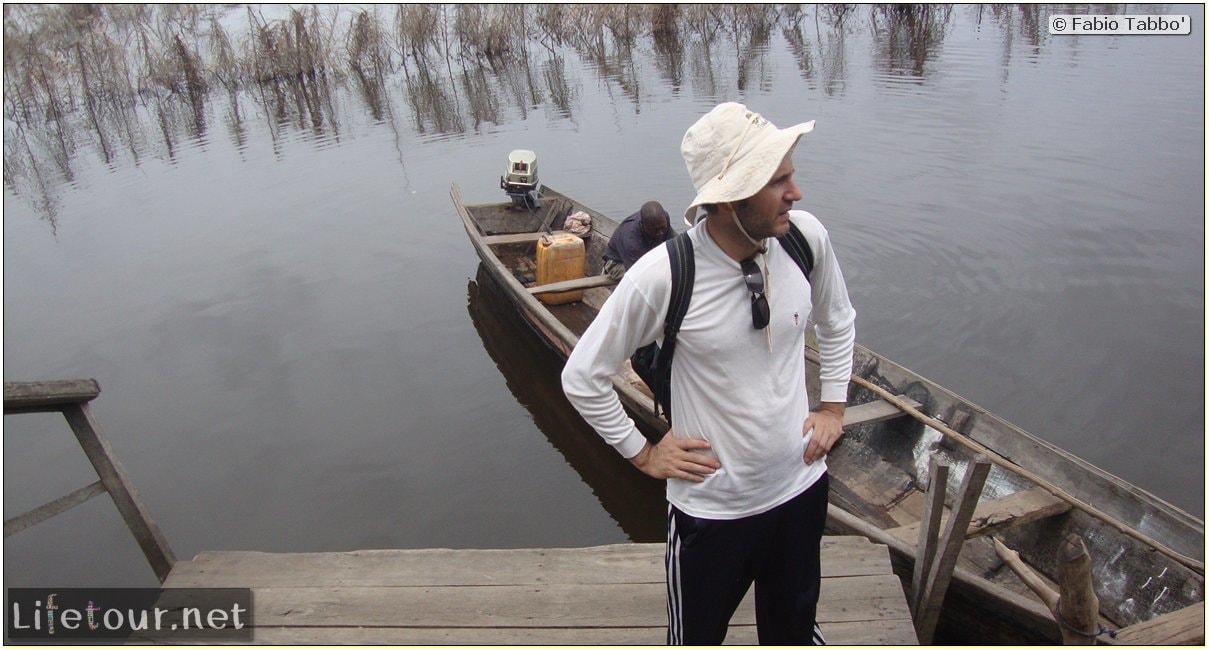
[832,365,1204,573]
[910,458,948,618]
[913,456,991,644]
[62,403,177,583]
[1055,534,1100,645]
[993,535,1104,645]
[993,537,1057,609]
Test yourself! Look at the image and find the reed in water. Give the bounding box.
[2,3,1002,224]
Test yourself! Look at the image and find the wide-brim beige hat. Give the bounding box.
[680,102,815,226]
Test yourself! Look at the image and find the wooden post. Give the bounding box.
[993,534,1105,645]
[910,458,949,618]
[61,403,177,583]
[1054,534,1099,645]
[913,456,991,644]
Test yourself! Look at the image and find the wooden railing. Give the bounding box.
[4,379,176,583]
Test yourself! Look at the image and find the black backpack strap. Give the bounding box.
[662,233,695,342]
[777,220,813,282]
[653,233,694,421]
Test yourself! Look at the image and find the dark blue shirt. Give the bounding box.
[603,211,673,269]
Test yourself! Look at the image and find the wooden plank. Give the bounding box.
[828,505,1064,643]
[156,540,915,644]
[185,574,906,629]
[140,617,918,645]
[914,457,991,644]
[1111,602,1205,645]
[827,446,926,529]
[4,379,100,413]
[482,230,573,246]
[539,197,567,231]
[911,459,949,617]
[843,397,921,427]
[888,486,1072,544]
[528,274,617,295]
[61,403,176,583]
[4,480,106,537]
[166,538,891,588]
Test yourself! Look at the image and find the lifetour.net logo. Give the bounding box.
[6,588,253,641]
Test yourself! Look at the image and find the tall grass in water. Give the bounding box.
[4,3,990,220]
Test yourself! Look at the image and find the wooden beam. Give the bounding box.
[1055,534,1099,645]
[1110,602,1204,645]
[166,538,892,588]
[4,379,100,413]
[911,459,949,618]
[888,486,1072,543]
[482,230,573,246]
[205,618,919,646]
[528,275,617,295]
[4,480,107,537]
[913,457,991,644]
[843,397,921,427]
[61,403,176,582]
[156,574,907,629]
[155,539,916,645]
[539,197,567,231]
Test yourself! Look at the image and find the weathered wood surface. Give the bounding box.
[61,403,176,583]
[1110,602,1205,645]
[888,486,1072,543]
[529,274,617,295]
[4,480,106,537]
[1056,534,1100,645]
[5,382,176,583]
[482,230,573,246]
[842,396,920,427]
[156,538,917,644]
[4,379,100,412]
[911,459,949,619]
[912,458,991,644]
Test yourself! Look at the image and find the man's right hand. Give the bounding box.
[629,434,721,482]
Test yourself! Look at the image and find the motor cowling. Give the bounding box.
[501,149,540,208]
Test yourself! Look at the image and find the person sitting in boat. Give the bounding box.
[602,201,673,281]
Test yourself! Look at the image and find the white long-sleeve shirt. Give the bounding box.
[562,210,856,519]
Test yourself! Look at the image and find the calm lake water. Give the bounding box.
[3,4,1204,588]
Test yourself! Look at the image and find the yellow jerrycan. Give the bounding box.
[535,233,585,305]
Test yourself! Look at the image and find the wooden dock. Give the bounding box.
[156,537,917,644]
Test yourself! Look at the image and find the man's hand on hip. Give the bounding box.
[803,402,845,465]
[629,434,721,482]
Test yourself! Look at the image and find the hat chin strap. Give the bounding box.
[730,208,768,255]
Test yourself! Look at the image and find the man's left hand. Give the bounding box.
[802,402,845,465]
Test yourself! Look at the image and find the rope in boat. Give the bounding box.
[810,350,1206,574]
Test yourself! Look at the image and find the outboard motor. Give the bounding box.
[500,149,540,209]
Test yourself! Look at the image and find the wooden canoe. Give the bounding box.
[452,182,1204,644]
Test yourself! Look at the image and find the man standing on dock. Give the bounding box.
[562,102,856,645]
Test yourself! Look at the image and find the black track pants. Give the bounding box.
[665,474,829,645]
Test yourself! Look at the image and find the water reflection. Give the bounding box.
[0,4,876,210]
[870,4,952,81]
[0,4,1186,224]
[466,266,665,543]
